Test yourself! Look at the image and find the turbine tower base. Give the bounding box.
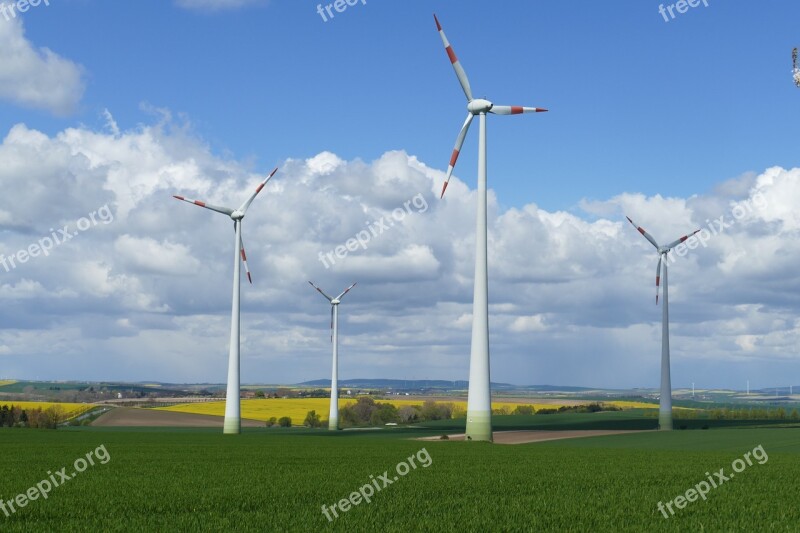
[465,411,493,442]
[223,417,241,435]
[658,411,673,431]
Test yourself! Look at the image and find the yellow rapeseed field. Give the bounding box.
[605,400,659,409]
[0,380,16,387]
[156,398,654,422]
[0,401,93,419]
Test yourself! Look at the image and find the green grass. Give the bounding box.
[1,424,799,531]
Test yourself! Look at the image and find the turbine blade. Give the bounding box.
[434,14,473,101]
[489,105,548,115]
[664,229,701,251]
[308,281,333,302]
[625,216,660,250]
[441,113,474,198]
[173,195,234,216]
[240,234,252,284]
[335,282,357,301]
[330,306,334,343]
[238,167,278,215]
[656,255,662,305]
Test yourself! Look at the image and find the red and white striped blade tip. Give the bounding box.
[440,181,449,198]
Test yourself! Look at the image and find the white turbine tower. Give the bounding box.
[173,167,277,434]
[626,216,699,431]
[434,14,547,442]
[309,281,357,431]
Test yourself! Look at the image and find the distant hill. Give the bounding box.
[300,378,524,390]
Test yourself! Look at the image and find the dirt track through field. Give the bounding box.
[91,407,264,428]
[419,429,650,444]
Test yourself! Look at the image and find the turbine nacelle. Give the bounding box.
[230,210,245,221]
[331,299,341,305]
[467,98,493,114]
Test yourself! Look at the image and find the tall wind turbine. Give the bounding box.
[434,14,547,442]
[173,167,277,434]
[308,281,357,431]
[626,216,699,431]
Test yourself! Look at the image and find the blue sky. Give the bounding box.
[8,0,800,210]
[0,0,799,390]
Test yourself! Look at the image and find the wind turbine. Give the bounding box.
[434,14,547,442]
[308,281,357,431]
[173,167,277,434]
[626,216,699,431]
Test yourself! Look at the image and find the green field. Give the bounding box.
[1,414,799,531]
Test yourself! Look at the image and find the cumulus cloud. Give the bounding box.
[0,114,797,388]
[0,18,85,115]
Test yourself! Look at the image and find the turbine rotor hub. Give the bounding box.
[467,98,493,114]
[231,210,244,221]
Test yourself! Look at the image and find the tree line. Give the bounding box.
[0,404,65,429]
[299,398,551,428]
[651,406,800,420]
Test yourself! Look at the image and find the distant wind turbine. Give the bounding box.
[626,216,699,431]
[434,14,547,442]
[308,281,357,431]
[173,167,278,434]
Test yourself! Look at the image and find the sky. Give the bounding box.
[0,0,798,390]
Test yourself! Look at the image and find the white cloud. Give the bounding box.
[0,113,798,388]
[0,18,85,115]
[175,0,268,11]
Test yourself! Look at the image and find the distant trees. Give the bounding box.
[678,407,798,421]
[398,405,421,423]
[536,403,620,415]
[512,405,536,416]
[265,417,278,427]
[0,404,64,428]
[303,410,323,428]
[278,416,292,427]
[338,398,465,427]
[370,403,399,426]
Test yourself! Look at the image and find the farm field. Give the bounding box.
[154,398,657,423]
[0,419,799,531]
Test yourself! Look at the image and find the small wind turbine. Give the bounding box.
[434,14,547,442]
[626,216,700,431]
[173,167,277,434]
[308,281,357,431]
